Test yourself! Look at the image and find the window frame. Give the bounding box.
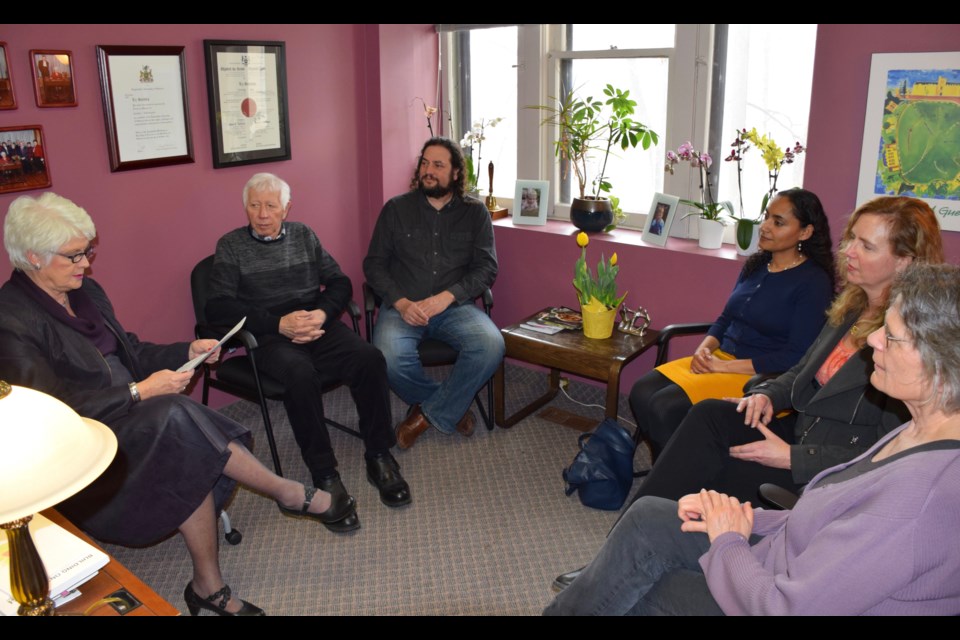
[442,25,717,231]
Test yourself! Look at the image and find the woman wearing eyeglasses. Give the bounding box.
[546,263,960,615]
[0,193,352,616]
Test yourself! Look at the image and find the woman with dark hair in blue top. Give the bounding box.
[632,188,835,459]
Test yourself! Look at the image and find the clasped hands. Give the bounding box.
[137,339,221,401]
[678,489,754,543]
[279,309,327,344]
[394,292,454,326]
[690,346,720,373]
[725,393,791,469]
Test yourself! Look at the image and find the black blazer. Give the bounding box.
[750,312,910,484]
[0,276,187,424]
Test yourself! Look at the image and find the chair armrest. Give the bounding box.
[743,372,782,394]
[757,483,799,510]
[362,283,379,343]
[480,288,493,315]
[653,322,713,366]
[346,299,361,335]
[195,323,261,351]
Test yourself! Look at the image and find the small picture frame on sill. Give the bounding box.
[642,193,679,246]
[513,179,549,225]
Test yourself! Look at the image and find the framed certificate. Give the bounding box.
[96,45,194,172]
[203,40,291,169]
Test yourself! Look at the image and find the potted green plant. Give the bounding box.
[573,231,627,339]
[534,85,658,232]
[725,128,806,255]
[665,141,729,249]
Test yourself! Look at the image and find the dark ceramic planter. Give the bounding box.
[570,197,613,233]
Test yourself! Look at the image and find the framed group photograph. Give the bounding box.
[513,179,549,225]
[642,193,679,246]
[0,43,16,109]
[856,51,960,233]
[0,125,52,194]
[203,40,291,169]
[96,45,195,172]
[30,50,77,107]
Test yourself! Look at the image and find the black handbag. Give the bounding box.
[562,418,637,510]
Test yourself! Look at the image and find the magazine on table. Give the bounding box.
[535,306,583,330]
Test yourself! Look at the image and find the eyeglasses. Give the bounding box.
[884,330,912,349]
[56,246,96,264]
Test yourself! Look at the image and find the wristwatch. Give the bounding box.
[128,381,141,403]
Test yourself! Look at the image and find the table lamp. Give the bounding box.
[0,381,117,616]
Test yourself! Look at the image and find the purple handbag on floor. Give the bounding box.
[562,418,636,510]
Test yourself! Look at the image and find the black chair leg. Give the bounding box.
[256,399,284,478]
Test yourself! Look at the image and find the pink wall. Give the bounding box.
[804,23,960,261]
[377,24,440,202]
[2,24,958,404]
[0,24,377,351]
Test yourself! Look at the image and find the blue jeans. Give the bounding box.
[543,497,724,616]
[373,302,504,433]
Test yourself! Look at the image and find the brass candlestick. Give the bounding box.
[485,161,508,219]
[486,161,498,209]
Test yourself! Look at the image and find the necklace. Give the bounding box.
[767,256,804,273]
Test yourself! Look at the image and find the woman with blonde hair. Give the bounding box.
[547,263,960,615]
[553,195,945,592]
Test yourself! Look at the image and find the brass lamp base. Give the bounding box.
[2,516,56,616]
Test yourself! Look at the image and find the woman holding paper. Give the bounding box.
[0,193,349,616]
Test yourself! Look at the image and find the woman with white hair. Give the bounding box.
[0,193,352,616]
[546,262,960,615]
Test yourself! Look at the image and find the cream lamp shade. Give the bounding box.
[0,383,117,523]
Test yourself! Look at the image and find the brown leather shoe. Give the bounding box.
[396,405,432,449]
[456,410,476,438]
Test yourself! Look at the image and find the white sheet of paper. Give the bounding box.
[176,316,246,372]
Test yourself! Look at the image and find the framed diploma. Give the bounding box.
[203,40,291,169]
[96,45,194,172]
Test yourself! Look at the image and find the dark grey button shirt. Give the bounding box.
[363,190,497,307]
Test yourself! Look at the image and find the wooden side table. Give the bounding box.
[494,310,660,427]
[44,509,180,616]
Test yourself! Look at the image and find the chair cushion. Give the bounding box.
[417,339,458,367]
[216,357,287,398]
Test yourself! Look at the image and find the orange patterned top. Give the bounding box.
[815,339,857,386]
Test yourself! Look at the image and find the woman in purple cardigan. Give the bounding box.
[545,263,960,616]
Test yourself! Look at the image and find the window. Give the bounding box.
[441,25,817,236]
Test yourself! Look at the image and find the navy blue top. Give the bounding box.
[707,258,833,373]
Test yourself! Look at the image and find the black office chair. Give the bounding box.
[190,255,363,479]
[362,282,496,430]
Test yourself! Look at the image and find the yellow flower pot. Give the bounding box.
[581,305,617,339]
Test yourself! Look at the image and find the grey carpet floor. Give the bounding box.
[102,364,653,616]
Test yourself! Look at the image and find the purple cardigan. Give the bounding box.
[700,424,960,615]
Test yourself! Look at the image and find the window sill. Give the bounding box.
[492,217,745,262]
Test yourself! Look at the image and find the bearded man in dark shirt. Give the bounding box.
[364,138,504,449]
